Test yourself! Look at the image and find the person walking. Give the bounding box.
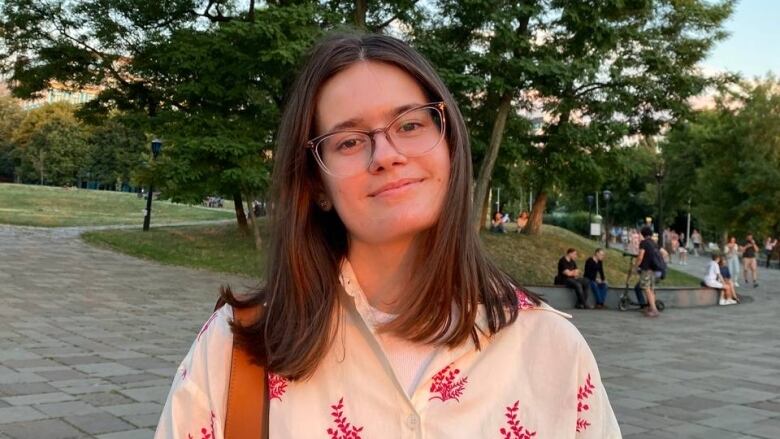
[742,233,760,288]
[584,248,609,309]
[724,236,741,287]
[634,226,662,318]
[691,229,702,256]
[154,32,619,439]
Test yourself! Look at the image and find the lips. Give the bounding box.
[368,178,424,197]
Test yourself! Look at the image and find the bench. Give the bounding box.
[522,284,722,310]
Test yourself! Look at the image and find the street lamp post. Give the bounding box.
[602,190,612,248]
[143,139,163,232]
[587,194,594,238]
[655,162,665,248]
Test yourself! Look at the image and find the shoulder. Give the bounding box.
[501,300,587,357]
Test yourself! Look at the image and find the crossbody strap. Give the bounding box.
[225,305,268,439]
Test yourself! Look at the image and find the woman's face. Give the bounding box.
[314,61,451,245]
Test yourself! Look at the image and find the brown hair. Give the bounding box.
[222,32,540,380]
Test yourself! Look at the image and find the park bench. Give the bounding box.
[522,284,722,310]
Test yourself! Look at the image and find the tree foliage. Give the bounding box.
[662,79,780,239]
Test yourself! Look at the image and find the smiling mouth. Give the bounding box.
[369,178,425,197]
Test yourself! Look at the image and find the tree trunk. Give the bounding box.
[354,0,367,30]
[246,195,263,250]
[479,183,491,230]
[526,190,548,235]
[233,192,249,234]
[471,92,513,231]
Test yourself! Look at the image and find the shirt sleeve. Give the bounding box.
[574,337,621,438]
[154,306,234,439]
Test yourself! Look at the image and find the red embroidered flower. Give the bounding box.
[326,397,364,439]
[197,311,220,341]
[429,363,468,403]
[515,288,536,310]
[499,400,537,439]
[576,373,596,432]
[188,411,215,439]
[268,372,288,401]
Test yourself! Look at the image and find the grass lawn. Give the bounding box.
[83,221,700,287]
[0,183,234,227]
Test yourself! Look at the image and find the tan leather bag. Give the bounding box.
[217,301,268,439]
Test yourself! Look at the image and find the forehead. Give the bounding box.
[314,61,429,134]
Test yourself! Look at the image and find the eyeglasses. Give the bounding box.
[306,102,446,178]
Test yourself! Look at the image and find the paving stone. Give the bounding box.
[0,419,84,439]
[64,412,134,435]
[104,403,161,417]
[78,393,135,408]
[0,407,47,424]
[34,401,102,417]
[95,428,155,439]
[2,392,76,406]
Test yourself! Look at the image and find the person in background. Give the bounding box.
[764,236,777,268]
[584,248,608,309]
[490,211,506,233]
[724,236,741,287]
[741,233,759,288]
[516,211,529,233]
[719,256,739,303]
[704,254,737,305]
[554,248,592,309]
[691,229,702,256]
[634,226,661,318]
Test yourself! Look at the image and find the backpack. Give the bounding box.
[644,239,667,276]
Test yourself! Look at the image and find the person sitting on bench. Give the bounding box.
[554,248,592,309]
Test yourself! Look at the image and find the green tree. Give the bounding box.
[11,102,89,185]
[663,79,780,239]
[415,0,733,233]
[0,96,23,181]
[86,118,147,190]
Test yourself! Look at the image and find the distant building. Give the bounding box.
[0,76,100,110]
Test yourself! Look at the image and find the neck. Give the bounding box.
[348,235,420,313]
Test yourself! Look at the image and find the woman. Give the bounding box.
[155,33,619,438]
[516,210,529,233]
[490,211,506,233]
[724,236,741,287]
[704,254,737,305]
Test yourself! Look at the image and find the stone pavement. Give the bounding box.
[0,225,255,439]
[0,225,779,438]
[573,251,780,438]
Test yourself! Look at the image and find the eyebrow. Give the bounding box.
[327,103,423,133]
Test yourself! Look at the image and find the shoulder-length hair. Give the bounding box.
[223,32,540,380]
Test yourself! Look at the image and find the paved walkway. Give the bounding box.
[0,225,779,438]
[574,252,780,438]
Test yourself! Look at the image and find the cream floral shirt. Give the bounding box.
[155,264,621,439]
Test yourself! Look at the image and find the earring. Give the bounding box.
[318,197,332,211]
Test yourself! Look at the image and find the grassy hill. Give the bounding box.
[483,225,697,286]
[0,183,234,227]
[84,222,700,287]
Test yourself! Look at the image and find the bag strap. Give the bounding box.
[224,304,268,439]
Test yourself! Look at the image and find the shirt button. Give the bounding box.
[406,413,419,429]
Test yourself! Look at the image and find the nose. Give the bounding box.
[367,130,407,174]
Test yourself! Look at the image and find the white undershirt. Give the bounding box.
[340,260,440,396]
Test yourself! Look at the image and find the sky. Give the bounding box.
[703,0,780,78]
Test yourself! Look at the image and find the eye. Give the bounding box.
[398,121,423,132]
[335,136,367,154]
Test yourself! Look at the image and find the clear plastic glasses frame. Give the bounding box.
[305,102,447,177]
